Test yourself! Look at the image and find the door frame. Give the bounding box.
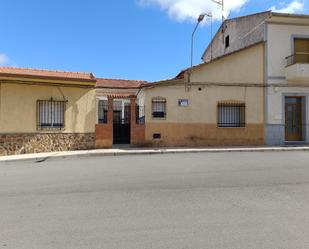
[282,93,307,143]
[112,99,131,145]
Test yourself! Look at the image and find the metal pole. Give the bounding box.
[191,22,200,69]
[222,0,224,25]
[210,15,213,61]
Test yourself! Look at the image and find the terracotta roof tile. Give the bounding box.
[0,67,96,82]
[96,78,147,89]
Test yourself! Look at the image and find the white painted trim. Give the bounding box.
[97,96,108,100]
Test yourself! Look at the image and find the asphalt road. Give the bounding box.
[1,152,309,249]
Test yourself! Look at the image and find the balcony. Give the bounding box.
[286,53,309,82]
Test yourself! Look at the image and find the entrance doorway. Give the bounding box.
[113,100,131,144]
[285,97,303,142]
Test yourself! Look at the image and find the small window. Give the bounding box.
[153,133,161,139]
[178,99,189,107]
[37,99,66,130]
[136,104,145,124]
[218,102,245,128]
[152,98,166,118]
[225,35,230,48]
[98,100,108,124]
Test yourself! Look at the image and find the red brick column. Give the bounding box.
[130,97,145,147]
[95,96,113,148]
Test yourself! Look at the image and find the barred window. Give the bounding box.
[152,98,166,118]
[98,100,108,124]
[37,99,66,130]
[218,102,245,128]
[136,105,145,124]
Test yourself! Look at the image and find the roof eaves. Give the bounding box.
[0,73,97,83]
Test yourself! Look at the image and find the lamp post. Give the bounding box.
[187,13,212,90]
[191,14,207,69]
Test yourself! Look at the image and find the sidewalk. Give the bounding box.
[1,146,309,163]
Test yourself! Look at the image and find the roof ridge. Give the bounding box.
[97,77,148,83]
[0,66,93,76]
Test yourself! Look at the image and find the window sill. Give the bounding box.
[217,126,247,129]
[37,128,65,132]
[152,117,167,120]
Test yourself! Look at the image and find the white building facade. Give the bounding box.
[265,13,309,145]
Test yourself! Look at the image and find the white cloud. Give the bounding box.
[271,0,304,13]
[137,0,248,23]
[0,53,9,66]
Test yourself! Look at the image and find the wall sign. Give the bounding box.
[178,99,189,107]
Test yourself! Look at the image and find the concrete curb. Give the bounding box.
[1,146,309,164]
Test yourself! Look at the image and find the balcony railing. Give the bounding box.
[286,53,309,67]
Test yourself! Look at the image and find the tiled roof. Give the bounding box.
[96,78,147,89]
[0,67,96,82]
[98,93,137,98]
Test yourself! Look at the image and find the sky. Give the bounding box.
[0,0,308,81]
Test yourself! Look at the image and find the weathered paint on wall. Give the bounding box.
[145,123,264,147]
[202,11,270,62]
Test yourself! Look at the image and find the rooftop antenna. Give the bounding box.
[210,0,224,32]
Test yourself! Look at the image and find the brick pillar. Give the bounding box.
[107,96,114,127]
[130,97,145,147]
[95,96,113,148]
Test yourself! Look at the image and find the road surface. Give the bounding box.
[1,152,309,249]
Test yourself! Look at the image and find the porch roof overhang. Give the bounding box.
[97,92,137,99]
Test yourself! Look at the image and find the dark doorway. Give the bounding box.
[113,103,131,144]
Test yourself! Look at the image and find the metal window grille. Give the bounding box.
[98,100,108,124]
[152,98,166,118]
[218,103,245,128]
[113,101,131,125]
[136,105,145,124]
[37,99,66,130]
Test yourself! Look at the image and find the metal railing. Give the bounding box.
[136,105,145,124]
[286,53,309,67]
[98,100,108,124]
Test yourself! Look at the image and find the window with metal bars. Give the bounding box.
[37,99,66,130]
[152,98,166,118]
[136,105,145,124]
[218,102,245,128]
[98,100,108,124]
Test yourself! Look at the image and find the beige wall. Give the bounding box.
[0,82,96,133]
[139,43,265,146]
[192,43,265,84]
[142,84,263,124]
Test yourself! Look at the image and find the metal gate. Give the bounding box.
[113,103,131,144]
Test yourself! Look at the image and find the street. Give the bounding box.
[1,151,309,249]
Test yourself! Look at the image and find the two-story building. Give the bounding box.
[136,11,309,147]
[265,13,309,145]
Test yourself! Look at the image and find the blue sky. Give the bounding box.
[0,0,307,81]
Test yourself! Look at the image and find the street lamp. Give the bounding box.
[190,13,210,68]
[188,13,212,89]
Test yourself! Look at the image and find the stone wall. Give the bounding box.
[0,133,95,156]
